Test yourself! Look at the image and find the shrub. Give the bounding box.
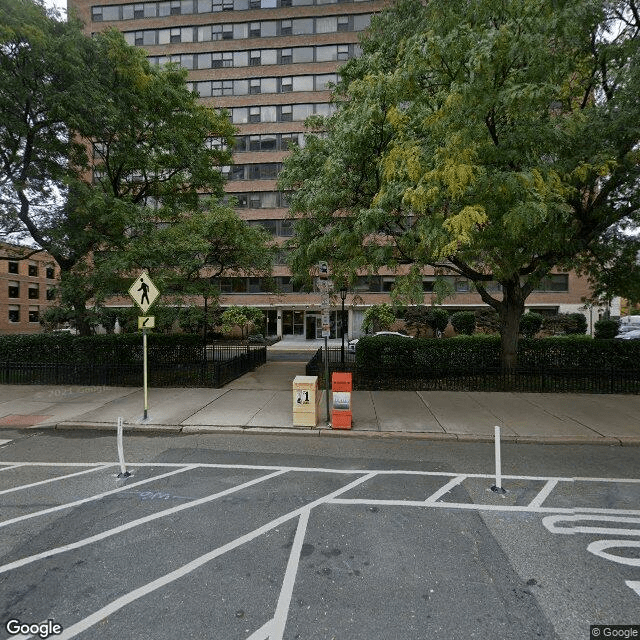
[362,303,395,334]
[594,318,620,339]
[542,312,588,335]
[475,308,500,334]
[519,312,544,338]
[450,311,476,335]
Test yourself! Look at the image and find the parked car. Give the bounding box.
[348,331,413,353]
[615,329,640,340]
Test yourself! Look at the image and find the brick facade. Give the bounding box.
[0,244,60,335]
[68,0,616,339]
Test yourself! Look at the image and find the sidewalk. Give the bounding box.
[1,354,639,445]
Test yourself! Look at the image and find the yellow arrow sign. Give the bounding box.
[138,316,155,329]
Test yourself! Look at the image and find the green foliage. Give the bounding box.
[221,306,265,339]
[280,0,640,369]
[519,312,544,338]
[0,3,258,334]
[0,333,205,365]
[354,334,640,378]
[361,304,396,334]
[403,306,449,336]
[450,311,476,335]
[542,312,588,335]
[177,306,205,334]
[594,319,620,339]
[475,308,500,334]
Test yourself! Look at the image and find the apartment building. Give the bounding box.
[68,0,612,339]
[0,243,60,335]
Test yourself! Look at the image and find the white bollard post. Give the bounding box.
[116,417,131,479]
[491,425,506,494]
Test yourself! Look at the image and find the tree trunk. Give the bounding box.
[499,281,526,371]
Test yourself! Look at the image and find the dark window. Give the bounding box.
[28,264,38,276]
[8,261,18,274]
[47,288,56,300]
[28,309,39,323]
[8,308,19,323]
[8,283,19,298]
[28,286,39,299]
[46,266,55,279]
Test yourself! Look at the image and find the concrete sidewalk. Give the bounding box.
[1,359,639,444]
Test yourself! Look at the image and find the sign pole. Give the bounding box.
[324,335,330,424]
[143,328,149,420]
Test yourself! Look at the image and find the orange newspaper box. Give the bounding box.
[331,372,352,429]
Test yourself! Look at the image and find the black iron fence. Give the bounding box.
[307,347,640,393]
[0,345,266,388]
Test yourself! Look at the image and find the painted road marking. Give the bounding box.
[0,463,25,472]
[0,464,114,497]
[271,508,312,640]
[44,472,376,640]
[528,478,559,508]
[423,475,466,504]
[2,462,639,640]
[0,468,287,576]
[0,465,197,529]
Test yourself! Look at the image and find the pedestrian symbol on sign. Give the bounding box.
[128,271,159,313]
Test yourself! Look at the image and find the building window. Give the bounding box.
[8,282,19,298]
[455,280,470,292]
[28,285,39,300]
[29,308,39,323]
[28,263,38,276]
[8,307,19,323]
[47,288,56,300]
[535,274,569,292]
[8,261,18,274]
[46,266,55,279]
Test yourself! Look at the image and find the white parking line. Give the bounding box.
[424,475,467,504]
[0,465,197,529]
[0,463,25,472]
[52,472,377,640]
[271,508,311,640]
[0,464,114,497]
[528,479,560,508]
[0,469,287,576]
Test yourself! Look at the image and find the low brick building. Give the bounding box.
[0,243,60,335]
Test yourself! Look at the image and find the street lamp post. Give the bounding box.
[340,287,347,364]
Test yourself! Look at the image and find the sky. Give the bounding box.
[44,0,67,13]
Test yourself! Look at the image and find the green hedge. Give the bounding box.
[355,334,640,374]
[0,333,205,365]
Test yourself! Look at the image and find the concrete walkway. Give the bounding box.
[0,352,639,444]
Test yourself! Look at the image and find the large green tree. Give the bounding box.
[1,1,268,334]
[279,0,640,368]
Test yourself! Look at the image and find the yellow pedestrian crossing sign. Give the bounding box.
[129,271,159,313]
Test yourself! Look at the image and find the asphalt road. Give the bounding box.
[0,430,638,640]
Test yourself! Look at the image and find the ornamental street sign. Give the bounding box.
[129,271,159,313]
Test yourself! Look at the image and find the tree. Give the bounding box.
[0,3,252,333]
[280,0,640,369]
[221,306,265,340]
[361,304,396,334]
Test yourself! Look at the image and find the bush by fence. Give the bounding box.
[0,334,265,388]
[307,335,640,393]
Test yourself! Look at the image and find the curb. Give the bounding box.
[31,422,640,446]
